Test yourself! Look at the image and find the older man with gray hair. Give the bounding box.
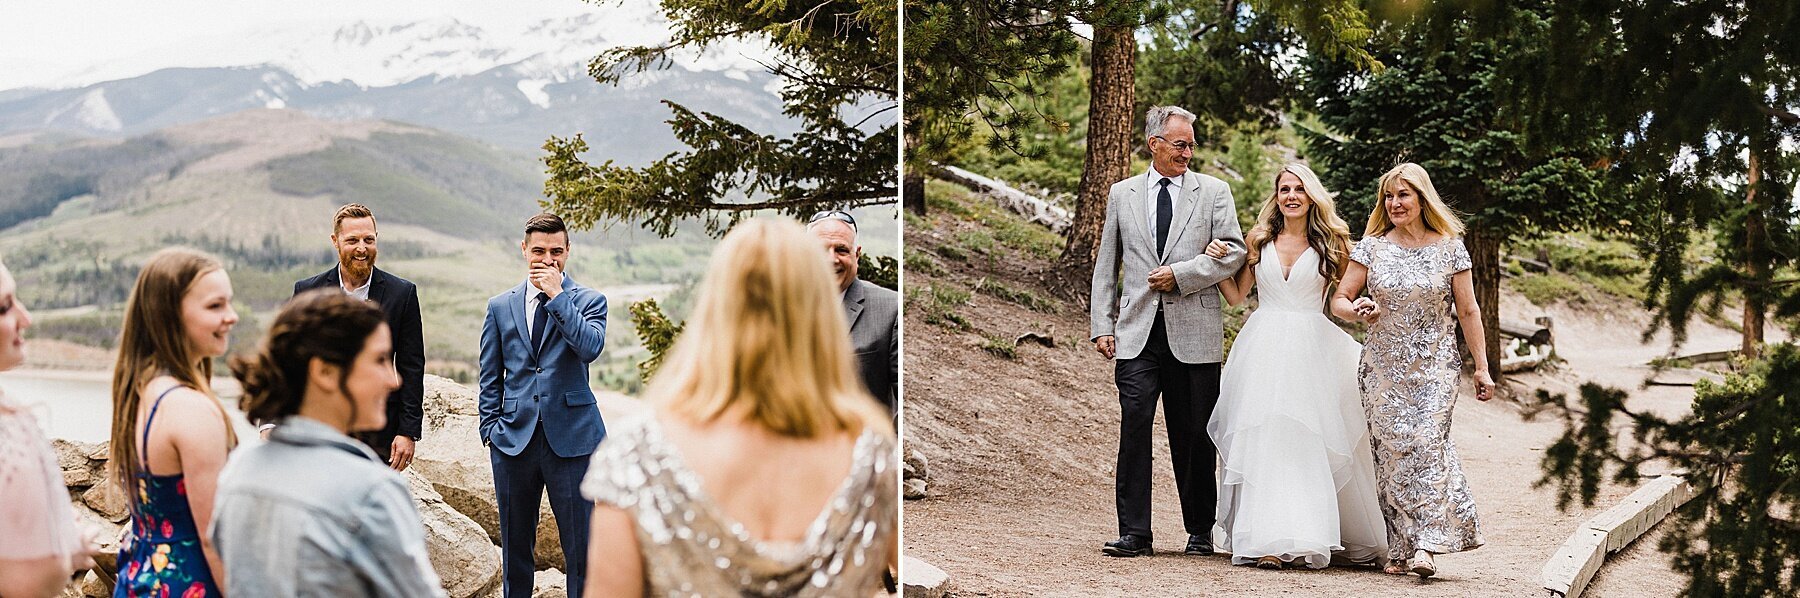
[807,209,898,418]
[1090,105,1245,558]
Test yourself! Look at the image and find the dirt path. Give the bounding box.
[903,199,1748,596]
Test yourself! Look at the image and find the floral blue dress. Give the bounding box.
[115,386,220,598]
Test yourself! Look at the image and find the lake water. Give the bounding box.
[0,369,260,444]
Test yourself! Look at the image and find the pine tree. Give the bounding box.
[1520,1,1800,595]
[542,0,898,237]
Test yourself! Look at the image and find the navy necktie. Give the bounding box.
[531,292,549,352]
[1156,177,1173,258]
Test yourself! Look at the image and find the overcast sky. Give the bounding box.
[0,0,626,88]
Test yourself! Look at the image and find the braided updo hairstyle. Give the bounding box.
[230,288,386,425]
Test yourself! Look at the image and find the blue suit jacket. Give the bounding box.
[478,276,608,458]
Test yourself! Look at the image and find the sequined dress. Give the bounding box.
[1350,235,1483,562]
[580,415,897,597]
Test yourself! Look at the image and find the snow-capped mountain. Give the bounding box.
[16,9,772,92]
[0,13,789,164]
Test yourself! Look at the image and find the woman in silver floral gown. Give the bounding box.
[1331,163,1495,579]
[580,218,897,597]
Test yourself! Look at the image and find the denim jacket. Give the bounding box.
[210,416,446,597]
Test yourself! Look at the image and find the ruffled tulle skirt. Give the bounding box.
[1207,309,1387,568]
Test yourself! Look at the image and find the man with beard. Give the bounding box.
[291,203,426,470]
[478,212,608,597]
[806,210,897,418]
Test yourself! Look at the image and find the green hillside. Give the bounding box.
[0,110,902,393]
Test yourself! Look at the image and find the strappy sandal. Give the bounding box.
[1256,556,1283,570]
[1409,550,1437,578]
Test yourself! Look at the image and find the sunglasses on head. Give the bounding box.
[808,210,857,231]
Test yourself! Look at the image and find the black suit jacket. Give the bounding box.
[293,266,426,441]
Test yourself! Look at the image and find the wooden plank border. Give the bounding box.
[1541,473,1696,597]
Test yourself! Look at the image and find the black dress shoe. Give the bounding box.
[1102,535,1154,557]
[1184,534,1214,555]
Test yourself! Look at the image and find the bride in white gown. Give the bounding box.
[1203,163,1386,569]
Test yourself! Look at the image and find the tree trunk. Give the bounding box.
[904,169,925,215]
[1742,151,1765,359]
[1464,227,1504,385]
[1055,24,1136,298]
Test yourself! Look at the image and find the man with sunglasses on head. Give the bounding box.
[1090,105,1245,559]
[807,210,897,420]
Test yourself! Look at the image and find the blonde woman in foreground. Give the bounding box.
[581,218,898,597]
[1331,162,1492,578]
[1202,163,1387,570]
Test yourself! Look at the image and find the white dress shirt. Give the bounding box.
[1142,166,1185,239]
[337,266,372,302]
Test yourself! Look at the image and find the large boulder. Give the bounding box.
[903,556,951,598]
[415,375,647,572]
[406,468,503,598]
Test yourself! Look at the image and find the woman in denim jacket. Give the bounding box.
[209,289,445,597]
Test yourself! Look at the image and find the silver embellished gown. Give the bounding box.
[1350,235,1483,562]
[580,414,897,597]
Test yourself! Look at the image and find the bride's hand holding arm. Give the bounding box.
[1330,261,1379,324]
[1206,240,1252,306]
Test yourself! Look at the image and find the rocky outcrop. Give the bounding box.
[416,376,567,570]
[52,438,126,583]
[416,374,646,572]
[903,445,929,499]
[52,375,645,597]
[405,468,502,598]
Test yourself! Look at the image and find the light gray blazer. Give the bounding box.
[210,416,447,598]
[1089,170,1246,363]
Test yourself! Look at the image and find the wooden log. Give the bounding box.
[1540,473,1695,598]
[1670,349,1737,365]
[1510,255,1552,273]
[928,163,1073,234]
[1502,353,1548,373]
[1500,319,1553,346]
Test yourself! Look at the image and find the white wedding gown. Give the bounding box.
[1208,244,1387,568]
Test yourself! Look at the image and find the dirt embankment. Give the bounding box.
[903,186,1739,597]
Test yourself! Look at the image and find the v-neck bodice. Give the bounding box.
[1254,244,1324,312]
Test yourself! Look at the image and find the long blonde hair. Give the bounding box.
[1366,162,1465,238]
[646,218,887,439]
[110,248,239,505]
[1244,163,1353,287]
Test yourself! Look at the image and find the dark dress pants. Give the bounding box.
[491,425,592,597]
[1114,310,1221,540]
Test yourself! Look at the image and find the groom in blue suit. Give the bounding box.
[479,212,608,597]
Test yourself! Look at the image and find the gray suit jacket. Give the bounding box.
[1089,170,1246,363]
[844,278,898,414]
